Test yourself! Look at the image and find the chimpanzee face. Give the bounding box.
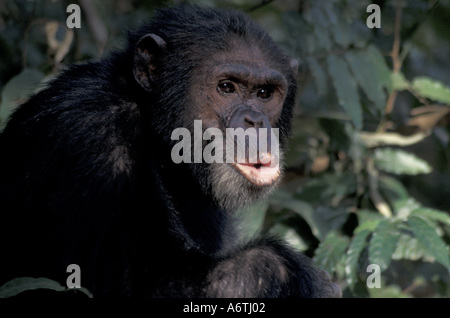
[134,33,297,211]
[180,42,295,210]
[189,45,288,181]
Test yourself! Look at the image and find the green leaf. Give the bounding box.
[410,208,450,227]
[313,232,349,274]
[0,277,93,298]
[408,216,450,269]
[306,57,328,96]
[369,284,413,298]
[327,55,362,130]
[321,0,338,25]
[391,72,410,91]
[315,206,350,234]
[368,220,399,271]
[269,191,320,237]
[374,148,432,175]
[357,209,384,223]
[296,172,357,205]
[393,198,421,218]
[354,210,382,234]
[378,175,409,201]
[411,77,450,104]
[329,16,352,48]
[304,4,330,29]
[366,45,392,93]
[271,190,314,217]
[271,188,349,241]
[281,11,310,53]
[0,277,65,297]
[312,25,333,52]
[345,229,371,289]
[392,234,429,261]
[319,118,351,151]
[345,49,386,112]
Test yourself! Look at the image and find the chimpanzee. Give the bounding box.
[0,4,341,297]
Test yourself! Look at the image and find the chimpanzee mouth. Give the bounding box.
[233,156,280,187]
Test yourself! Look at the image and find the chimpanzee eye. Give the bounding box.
[257,87,273,100]
[217,81,236,95]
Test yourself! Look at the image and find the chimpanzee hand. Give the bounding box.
[205,237,342,298]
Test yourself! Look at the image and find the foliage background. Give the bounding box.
[0,0,449,297]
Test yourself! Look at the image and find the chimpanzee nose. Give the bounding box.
[226,107,275,163]
[244,113,265,129]
[228,108,270,130]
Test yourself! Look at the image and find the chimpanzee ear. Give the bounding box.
[133,33,167,91]
[290,59,299,78]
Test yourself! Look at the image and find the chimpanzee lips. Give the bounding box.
[233,154,280,187]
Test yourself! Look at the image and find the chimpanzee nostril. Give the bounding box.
[243,112,266,129]
[244,116,258,128]
[227,108,270,131]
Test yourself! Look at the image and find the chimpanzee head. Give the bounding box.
[132,5,298,211]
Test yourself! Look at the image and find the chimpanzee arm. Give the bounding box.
[204,237,341,298]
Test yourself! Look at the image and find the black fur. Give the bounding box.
[0,5,338,297]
